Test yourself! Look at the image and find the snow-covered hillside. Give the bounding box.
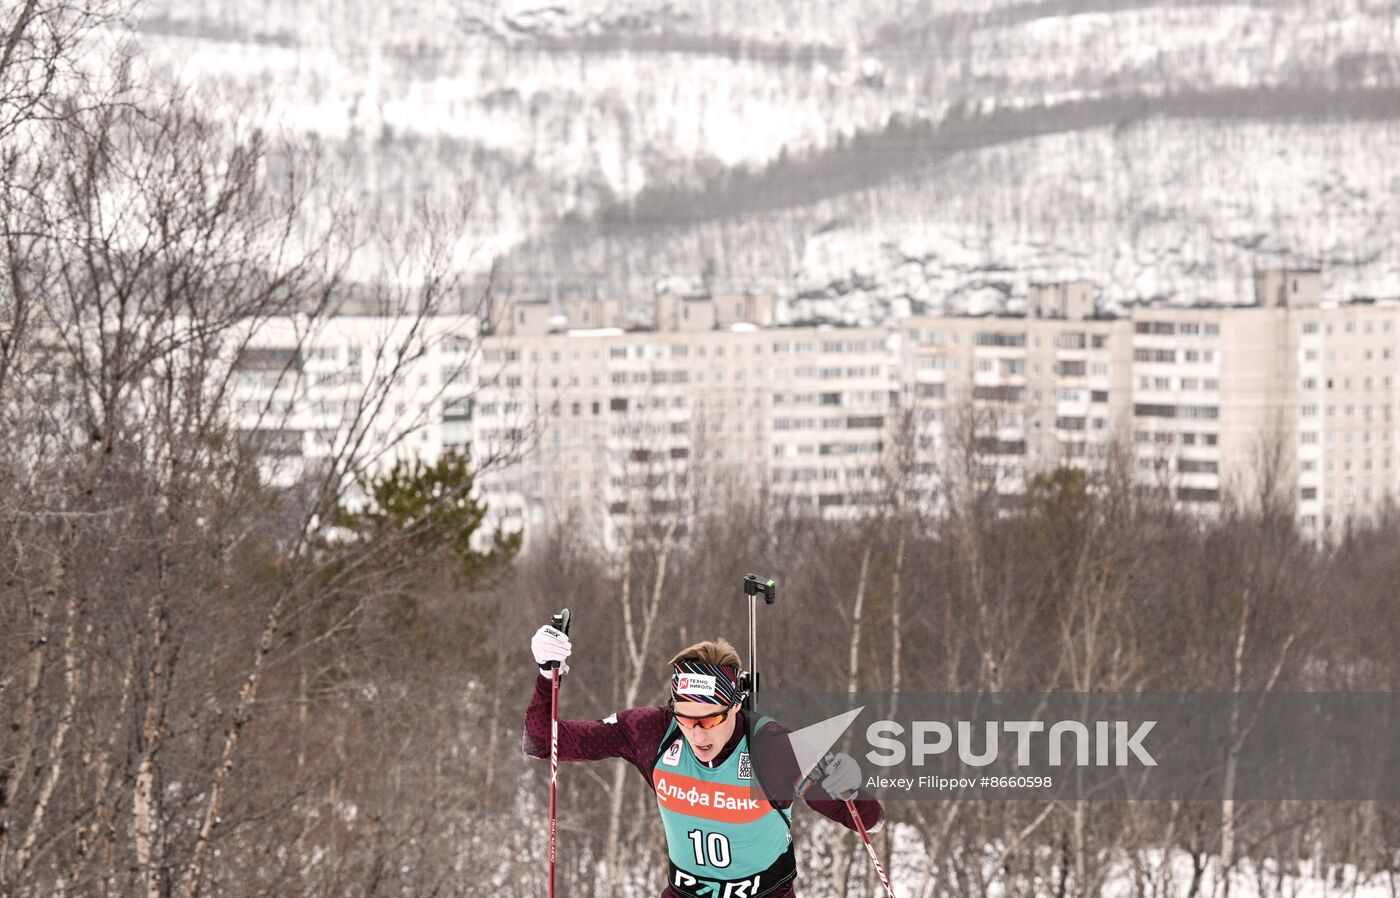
[497,115,1400,321]
[125,0,1400,307]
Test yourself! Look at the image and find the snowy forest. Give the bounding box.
[6,1,1400,897]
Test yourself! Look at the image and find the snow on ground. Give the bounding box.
[869,827,1397,898]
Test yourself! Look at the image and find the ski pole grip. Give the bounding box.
[541,608,571,671]
[797,751,838,798]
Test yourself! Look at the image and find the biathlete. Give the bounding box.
[523,626,884,898]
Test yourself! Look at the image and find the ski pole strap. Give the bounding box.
[671,660,744,706]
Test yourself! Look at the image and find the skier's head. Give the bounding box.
[668,639,745,763]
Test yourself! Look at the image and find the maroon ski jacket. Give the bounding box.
[523,673,884,898]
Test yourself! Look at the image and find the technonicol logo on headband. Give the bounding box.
[675,673,717,696]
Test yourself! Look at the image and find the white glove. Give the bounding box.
[820,752,861,800]
[532,624,571,676]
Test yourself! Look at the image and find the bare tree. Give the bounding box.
[0,5,509,893]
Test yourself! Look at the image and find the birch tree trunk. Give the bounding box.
[0,552,61,886]
[132,599,171,898]
[836,545,872,898]
[881,529,906,880]
[601,518,678,897]
[11,588,79,876]
[181,594,286,898]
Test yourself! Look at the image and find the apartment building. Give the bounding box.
[473,301,893,547]
[229,269,1400,545]
[1126,270,1400,538]
[898,269,1400,538]
[1127,301,1300,513]
[899,282,1134,503]
[230,314,478,489]
[1293,297,1400,535]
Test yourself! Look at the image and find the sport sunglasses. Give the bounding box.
[669,699,738,730]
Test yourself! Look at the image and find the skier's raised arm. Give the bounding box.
[750,720,885,834]
[521,624,667,765]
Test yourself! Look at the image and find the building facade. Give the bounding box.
[231,270,1400,546]
[472,321,894,547]
[230,314,479,490]
[899,307,1134,504]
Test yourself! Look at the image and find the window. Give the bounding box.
[974,332,1026,347]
